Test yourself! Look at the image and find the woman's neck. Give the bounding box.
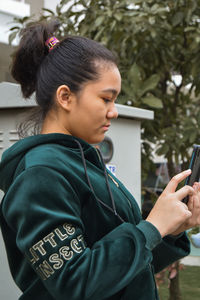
[40,110,71,135]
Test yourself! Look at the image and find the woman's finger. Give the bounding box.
[193,182,200,191]
[187,194,194,212]
[187,186,200,227]
[163,169,191,194]
[174,185,194,201]
[193,191,200,211]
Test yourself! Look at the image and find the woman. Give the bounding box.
[0,21,200,300]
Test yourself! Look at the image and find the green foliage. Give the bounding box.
[9,0,200,179]
[159,265,200,300]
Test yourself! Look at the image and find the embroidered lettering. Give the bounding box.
[38,260,55,279]
[54,228,68,241]
[70,238,83,253]
[36,266,48,281]
[59,246,73,260]
[30,224,87,280]
[43,232,57,247]
[49,253,64,270]
[77,235,86,249]
[63,223,75,235]
[29,247,39,265]
[33,240,46,256]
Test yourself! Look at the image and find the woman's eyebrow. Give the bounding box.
[101,88,120,96]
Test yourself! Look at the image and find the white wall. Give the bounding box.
[0,0,30,44]
[108,118,141,204]
[44,0,79,14]
[44,0,61,11]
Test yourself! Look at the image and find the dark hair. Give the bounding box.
[11,20,117,136]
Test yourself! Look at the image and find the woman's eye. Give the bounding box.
[103,98,111,103]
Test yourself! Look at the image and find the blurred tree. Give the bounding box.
[9,1,200,299]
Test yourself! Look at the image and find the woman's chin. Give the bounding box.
[88,136,105,145]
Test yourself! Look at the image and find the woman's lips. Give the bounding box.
[102,124,110,131]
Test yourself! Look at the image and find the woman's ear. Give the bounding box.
[55,85,73,111]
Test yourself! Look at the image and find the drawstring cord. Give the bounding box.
[74,139,125,223]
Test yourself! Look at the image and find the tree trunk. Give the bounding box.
[168,261,182,300]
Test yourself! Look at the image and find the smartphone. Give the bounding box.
[182,144,200,204]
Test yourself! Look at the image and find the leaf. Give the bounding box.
[110,20,117,31]
[106,8,112,18]
[94,26,104,40]
[79,0,88,8]
[42,8,55,15]
[141,95,163,108]
[156,143,170,156]
[172,12,184,27]
[9,26,20,31]
[195,36,200,43]
[150,28,156,38]
[95,16,105,27]
[124,11,139,17]
[122,82,136,98]
[128,63,142,93]
[151,5,168,15]
[151,3,159,12]
[116,96,129,105]
[79,24,90,36]
[148,17,155,25]
[56,4,61,15]
[189,131,197,143]
[8,31,18,45]
[60,0,70,5]
[184,26,196,32]
[141,74,160,95]
[21,16,31,23]
[197,111,200,125]
[114,13,123,21]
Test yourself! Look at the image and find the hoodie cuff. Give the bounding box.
[136,220,162,251]
[167,232,184,240]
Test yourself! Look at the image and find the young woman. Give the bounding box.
[0,21,200,300]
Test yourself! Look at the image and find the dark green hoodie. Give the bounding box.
[0,133,190,300]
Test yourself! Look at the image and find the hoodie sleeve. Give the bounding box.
[116,176,191,275]
[3,165,162,300]
[151,233,190,273]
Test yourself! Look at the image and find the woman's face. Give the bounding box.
[66,64,121,144]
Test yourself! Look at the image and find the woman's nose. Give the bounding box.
[107,104,118,119]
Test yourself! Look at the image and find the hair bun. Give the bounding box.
[11,20,60,98]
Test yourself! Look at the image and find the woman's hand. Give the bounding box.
[146,169,195,237]
[170,182,200,236]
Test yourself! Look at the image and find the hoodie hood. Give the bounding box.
[0,133,92,193]
[0,132,124,223]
